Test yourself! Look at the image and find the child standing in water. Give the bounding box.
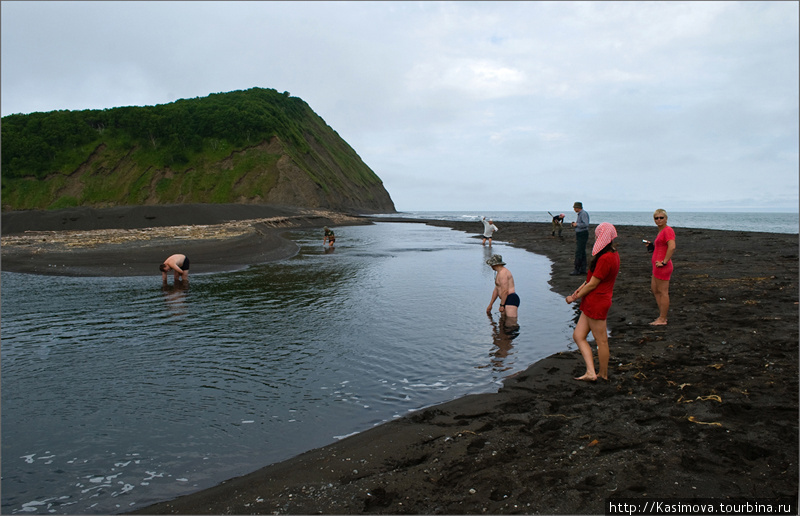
[323,226,335,247]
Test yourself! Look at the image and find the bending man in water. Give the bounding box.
[160,254,190,284]
[486,254,519,328]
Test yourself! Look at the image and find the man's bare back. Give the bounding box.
[160,254,189,283]
[494,267,516,297]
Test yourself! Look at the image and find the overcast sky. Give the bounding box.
[2,1,798,213]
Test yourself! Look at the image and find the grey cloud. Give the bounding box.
[2,1,797,212]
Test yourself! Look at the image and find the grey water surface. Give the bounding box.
[1,222,576,514]
[378,210,800,234]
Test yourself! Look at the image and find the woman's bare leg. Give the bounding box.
[587,317,609,380]
[650,276,670,325]
[572,313,597,381]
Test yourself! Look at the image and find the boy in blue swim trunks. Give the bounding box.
[486,254,519,323]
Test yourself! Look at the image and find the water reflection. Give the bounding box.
[162,283,189,317]
[485,312,521,372]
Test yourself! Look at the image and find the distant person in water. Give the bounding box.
[644,209,676,326]
[160,254,189,284]
[486,254,519,329]
[481,217,498,246]
[323,226,335,247]
[566,223,619,381]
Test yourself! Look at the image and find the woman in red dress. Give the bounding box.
[566,222,620,381]
[643,209,676,325]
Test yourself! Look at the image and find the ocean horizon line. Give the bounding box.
[371,210,799,234]
[386,208,800,214]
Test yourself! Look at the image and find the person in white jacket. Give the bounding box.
[481,217,498,247]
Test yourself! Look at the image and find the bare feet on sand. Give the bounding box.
[575,373,609,382]
[649,318,668,326]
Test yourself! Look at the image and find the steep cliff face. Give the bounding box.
[38,135,395,213]
[1,88,396,214]
[258,134,396,213]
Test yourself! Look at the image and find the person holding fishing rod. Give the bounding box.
[549,212,566,237]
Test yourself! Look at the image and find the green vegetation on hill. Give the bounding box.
[1,88,395,213]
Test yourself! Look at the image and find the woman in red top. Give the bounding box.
[643,209,676,326]
[566,222,620,381]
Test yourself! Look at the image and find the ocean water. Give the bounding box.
[1,222,577,515]
[374,211,800,234]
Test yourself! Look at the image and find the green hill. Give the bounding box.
[1,88,396,213]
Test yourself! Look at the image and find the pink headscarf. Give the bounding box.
[592,222,617,256]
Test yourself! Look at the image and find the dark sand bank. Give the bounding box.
[2,207,797,513]
[1,203,328,234]
[1,204,368,276]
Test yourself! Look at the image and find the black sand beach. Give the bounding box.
[1,204,368,276]
[2,205,797,514]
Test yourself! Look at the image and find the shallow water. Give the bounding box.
[1,222,576,514]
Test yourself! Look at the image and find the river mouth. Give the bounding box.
[1,222,575,514]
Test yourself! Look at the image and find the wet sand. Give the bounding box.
[1,204,367,276]
[2,206,797,514]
